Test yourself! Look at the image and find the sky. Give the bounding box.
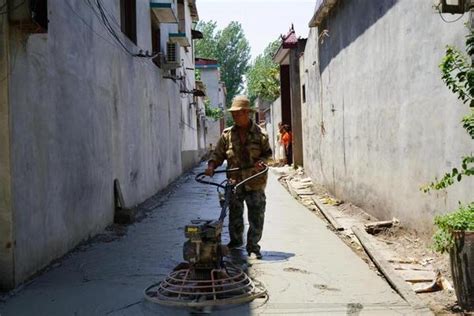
[196,0,316,60]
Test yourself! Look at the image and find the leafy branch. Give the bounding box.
[440,47,474,107]
[204,98,223,121]
[432,202,474,253]
[424,27,474,192]
[246,40,281,102]
[422,155,474,192]
[427,27,474,254]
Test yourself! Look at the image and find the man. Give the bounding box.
[205,95,272,259]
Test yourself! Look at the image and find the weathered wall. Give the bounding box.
[270,97,282,161]
[302,0,473,233]
[180,0,200,172]
[196,97,207,156]
[0,10,14,290]
[200,69,221,149]
[290,48,303,166]
[7,0,188,285]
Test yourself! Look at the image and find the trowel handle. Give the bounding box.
[233,165,269,192]
[195,167,241,188]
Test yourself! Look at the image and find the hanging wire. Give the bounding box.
[435,3,466,24]
[65,0,125,52]
[438,10,465,23]
[68,0,159,58]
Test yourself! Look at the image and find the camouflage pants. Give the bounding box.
[228,189,266,252]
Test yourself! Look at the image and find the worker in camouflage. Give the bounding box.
[205,95,272,259]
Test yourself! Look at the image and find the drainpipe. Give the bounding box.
[0,2,15,290]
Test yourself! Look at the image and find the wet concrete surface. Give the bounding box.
[0,164,416,315]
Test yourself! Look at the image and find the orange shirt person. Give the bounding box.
[281,129,292,150]
[281,125,293,165]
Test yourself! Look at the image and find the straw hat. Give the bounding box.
[227,95,255,112]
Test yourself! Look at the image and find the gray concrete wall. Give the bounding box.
[290,49,303,166]
[270,97,282,161]
[180,0,201,172]
[196,97,206,156]
[200,69,221,149]
[302,0,474,233]
[6,0,190,285]
[0,11,14,290]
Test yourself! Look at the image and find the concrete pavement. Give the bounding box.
[0,165,417,315]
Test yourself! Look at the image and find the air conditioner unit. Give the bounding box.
[161,42,181,70]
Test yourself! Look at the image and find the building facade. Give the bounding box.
[0,0,204,289]
[300,0,473,232]
[195,58,226,150]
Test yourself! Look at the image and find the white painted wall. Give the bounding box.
[270,97,282,161]
[179,0,200,170]
[301,0,474,232]
[200,68,222,149]
[2,0,201,286]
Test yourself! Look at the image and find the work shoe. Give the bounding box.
[226,240,243,249]
[248,250,262,260]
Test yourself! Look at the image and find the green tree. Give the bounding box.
[246,39,281,103]
[195,21,251,107]
[423,27,474,254]
[194,21,219,60]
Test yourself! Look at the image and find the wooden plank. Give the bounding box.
[393,264,432,272]
[398,269,436,283]
[352,225,433,314]
[364,220,395,234]
[285,179,298,199]
[311,197,344,231]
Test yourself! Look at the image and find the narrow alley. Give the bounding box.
[1,1,472,314]
[0,165,419,315]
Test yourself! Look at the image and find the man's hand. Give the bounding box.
[205,161,216,177]
[255,160,266,172]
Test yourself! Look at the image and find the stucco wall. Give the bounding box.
[302,0,473,233]
[180,0,200,171]
[6,0,192,285]
[270,97,282,161]
[200,69,221,149]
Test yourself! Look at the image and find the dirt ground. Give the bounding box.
[274,166,469,316]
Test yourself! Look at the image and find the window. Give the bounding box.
[120,0,137,44]
[151,15,161,67]
[8,0,48,33]
[302,84,306,103]
[32,0,48,31]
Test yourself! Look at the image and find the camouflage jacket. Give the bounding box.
[209,120,272,191]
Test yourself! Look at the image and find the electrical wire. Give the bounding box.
[180,118,197,130]
[96,0,121,29]
[94,0,135,55]
[436,4,465,24]
[65,0,125,53]
[438,11,465,23]
[89,0,159,58]
[3,0,160,59]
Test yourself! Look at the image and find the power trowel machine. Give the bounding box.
[144,165,268,308]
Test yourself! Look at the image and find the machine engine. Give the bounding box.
[183,219,227,270]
